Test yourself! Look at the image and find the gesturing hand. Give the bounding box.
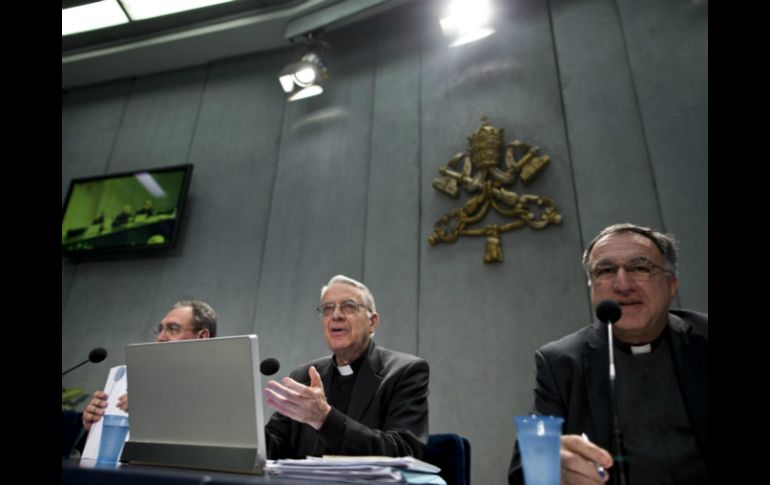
[264,366,331,430]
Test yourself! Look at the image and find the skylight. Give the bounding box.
[62,0,237,36]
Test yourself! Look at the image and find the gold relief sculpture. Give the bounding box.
[429,116,562,263]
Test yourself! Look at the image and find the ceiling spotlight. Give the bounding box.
[440,0,496,47]
[278,36,329,102]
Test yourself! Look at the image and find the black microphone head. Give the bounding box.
[88,347,108,363]
[596,299,622,324]
[260,357,280,376]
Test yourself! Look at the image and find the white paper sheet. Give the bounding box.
[80,365,130,461]
[266,455,445,484]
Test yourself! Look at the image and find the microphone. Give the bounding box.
[595,300,628,485]
[62,347,108,376]
[89,347,108,363]
[260,357,280,376]
[596,299,621,325]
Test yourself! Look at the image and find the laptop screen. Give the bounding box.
[121,335,267,473]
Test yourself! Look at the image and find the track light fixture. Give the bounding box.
[278,32,329,102]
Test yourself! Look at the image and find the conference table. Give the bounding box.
[62,458,320,485]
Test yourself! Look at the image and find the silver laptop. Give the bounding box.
[120,335,267,474]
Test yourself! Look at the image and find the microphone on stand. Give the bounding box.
[62,348,108,376]
[595,300,628,485]
[260,358,280,376]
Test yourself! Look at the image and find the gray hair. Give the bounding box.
[582,223,679,281]
[172,300,218,337]
[321,275,377,314]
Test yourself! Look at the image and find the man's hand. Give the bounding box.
[117,393,129,412]
[82,391,108,431]
[263,366,331,430]
[559,434,613,484]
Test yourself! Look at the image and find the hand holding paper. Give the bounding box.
[81,365,129,461]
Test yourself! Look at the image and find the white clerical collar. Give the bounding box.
[630,343,652,355]
[337,365,354,376]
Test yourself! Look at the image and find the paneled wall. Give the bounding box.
[62,1,707,483]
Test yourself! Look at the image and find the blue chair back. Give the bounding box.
[424,433,471,485]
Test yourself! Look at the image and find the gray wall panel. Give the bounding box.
[551,0,665,244]
[62,2,707,484]
[363,13,422,356]
[62,82,131,199]
[109,67,207,172]
[617,0,708,311]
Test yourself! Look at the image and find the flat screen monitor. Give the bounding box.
[62,164,193,257]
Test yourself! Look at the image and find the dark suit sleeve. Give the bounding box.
[326,358,430,458]
[264,367,312,460]
[533,348,569,417]
[265,410,295,460]
[508,349,566,485]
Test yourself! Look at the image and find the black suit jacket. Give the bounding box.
[265,342,430,459]
[508,309,709,484]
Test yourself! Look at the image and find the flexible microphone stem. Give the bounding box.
[596,300,629,485]
[62,348,108,377]
[61,360,88,376]
[607,322,628,485]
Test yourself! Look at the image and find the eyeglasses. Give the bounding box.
[589,258,670,284]
[316,299,370,317]
[153,323,189,337]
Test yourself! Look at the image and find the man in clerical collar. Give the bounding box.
[263,274,430,459]
[508,223,708,485]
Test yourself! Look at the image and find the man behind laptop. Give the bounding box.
[80,300,218,431]
[263,274,430,459]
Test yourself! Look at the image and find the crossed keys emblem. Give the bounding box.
[429,117,562,263]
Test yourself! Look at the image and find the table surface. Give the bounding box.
[62,458,323,485]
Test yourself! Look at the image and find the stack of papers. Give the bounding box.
[266,456,446,484]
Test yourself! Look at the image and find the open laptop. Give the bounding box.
[120,335,267,474]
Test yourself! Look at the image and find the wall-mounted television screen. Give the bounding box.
[62,164,193,257]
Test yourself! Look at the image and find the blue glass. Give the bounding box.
[514,415,563,485]
[97,415,130,464]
